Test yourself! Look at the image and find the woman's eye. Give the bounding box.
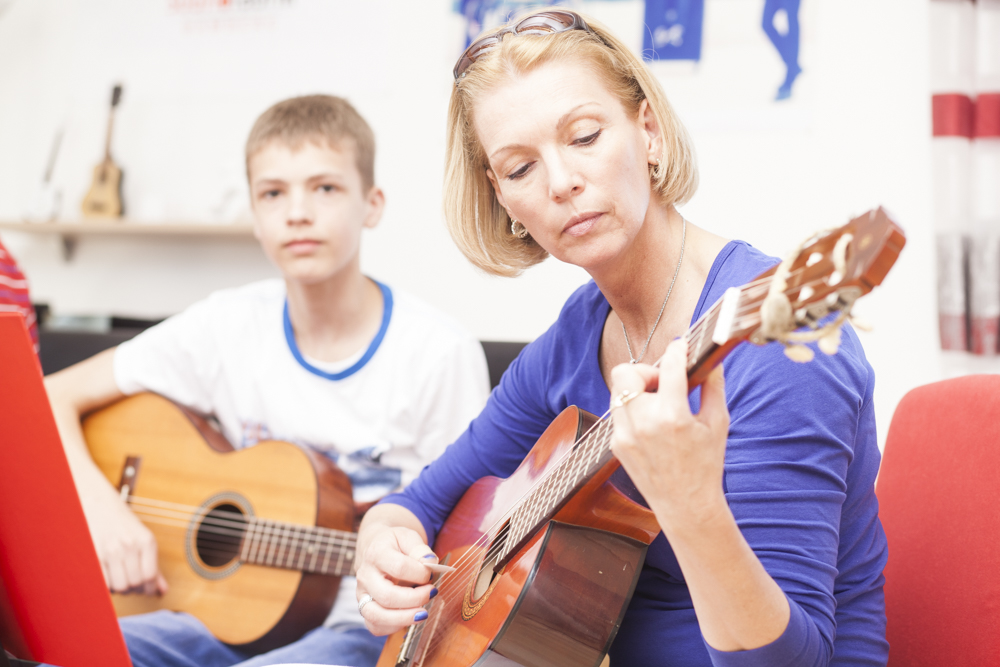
[574,129,601,146]
[507,163,532,181]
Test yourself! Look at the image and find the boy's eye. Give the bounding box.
[261,189,282,199]
[573,129,601,146]
[319,184,337,193]
[507,163,532,181]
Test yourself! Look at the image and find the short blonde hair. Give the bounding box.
[444,10,698,277]
[246,95,376,190]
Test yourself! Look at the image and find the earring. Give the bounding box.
[510,218,529,239]
[650,158,662,178]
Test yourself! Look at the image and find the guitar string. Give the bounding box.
[412,262,843,653]
[124,496,357,542]
[125,503,358,557]
[126,512,356,574]
[124,497,357,572]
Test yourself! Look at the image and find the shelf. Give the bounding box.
[0,220,255,260]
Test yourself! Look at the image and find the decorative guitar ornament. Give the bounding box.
[81,84,124,219]
[377,207,906,667]
[83,392,358,651]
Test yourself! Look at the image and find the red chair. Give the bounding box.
[878,375,1000,666]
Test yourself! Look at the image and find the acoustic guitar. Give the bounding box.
[378,209,906,667]
[82,392,357,652]
[81,84,124,219]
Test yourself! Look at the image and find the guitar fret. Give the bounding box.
[278,524,291,567]
[308,530,322,572]
[320,538,333,574]
[296,528,310,570]
[334,530,348,575]
[265,521,280,567]
[240,519,254,563]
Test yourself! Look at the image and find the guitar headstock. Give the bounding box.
[710,207,906,362]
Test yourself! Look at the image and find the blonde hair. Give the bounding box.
[444,10,698,277]
[246,95,376,190]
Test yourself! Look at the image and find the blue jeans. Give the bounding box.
[120,611,386,667]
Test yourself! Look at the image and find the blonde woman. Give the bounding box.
[355,9,887,666]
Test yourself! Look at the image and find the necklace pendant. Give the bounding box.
[630,359,639,364]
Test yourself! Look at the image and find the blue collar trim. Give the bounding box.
[283,281,393,381]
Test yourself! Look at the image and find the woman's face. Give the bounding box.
[476,59,662,272]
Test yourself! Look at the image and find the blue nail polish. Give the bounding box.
[422,554,437,559]
[429,587,438,599]
[414,610,429,622]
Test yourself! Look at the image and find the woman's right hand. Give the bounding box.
[355,523,439,636]
[80,481,168,595]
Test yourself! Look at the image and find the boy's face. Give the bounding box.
[249,139,383,285]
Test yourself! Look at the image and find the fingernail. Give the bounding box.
[429,587,438,599]
[414,610,429,622]
[423,554,437,559]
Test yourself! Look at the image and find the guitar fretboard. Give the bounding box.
[240,518,355,576]
[494,285,753,566]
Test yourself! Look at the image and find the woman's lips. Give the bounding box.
[563,212,602,237]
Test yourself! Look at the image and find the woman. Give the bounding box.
[355,9,887,667]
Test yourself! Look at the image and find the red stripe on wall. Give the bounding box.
[933,94,974,137]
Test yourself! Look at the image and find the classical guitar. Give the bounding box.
[81,84,124,219]
[82,392,358,652]
[378,208,906,667]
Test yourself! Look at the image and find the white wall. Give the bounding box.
[0,0,945,444]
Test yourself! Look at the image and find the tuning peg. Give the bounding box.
[784,344,815,363]
[849,315,873,332]
[818,328,842,355]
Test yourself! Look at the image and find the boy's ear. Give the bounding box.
[363,186,386,229]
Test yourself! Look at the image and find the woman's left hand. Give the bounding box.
[609,337,730,534]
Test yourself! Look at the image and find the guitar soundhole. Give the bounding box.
[473,521,509,600]
[196,502,245,568]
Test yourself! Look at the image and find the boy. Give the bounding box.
[44,95,490,667]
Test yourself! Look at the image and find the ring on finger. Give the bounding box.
[611,389,642,410]
[358,593,375,615]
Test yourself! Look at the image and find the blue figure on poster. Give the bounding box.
[762,0,802,100]
[642,0,705,62]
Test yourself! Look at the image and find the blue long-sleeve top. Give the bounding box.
[383,241,889,667]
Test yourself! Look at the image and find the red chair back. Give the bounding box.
[879,375,1000,666]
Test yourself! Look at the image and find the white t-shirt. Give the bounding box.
[113,278,491,628]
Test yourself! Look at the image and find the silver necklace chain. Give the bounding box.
[621,216,687,364]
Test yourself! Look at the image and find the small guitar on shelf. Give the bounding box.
[81,84,124,219]
[83,392,358,652]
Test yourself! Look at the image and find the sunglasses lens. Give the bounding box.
[516,13,575,34]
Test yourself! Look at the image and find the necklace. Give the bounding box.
[621,216,687,364]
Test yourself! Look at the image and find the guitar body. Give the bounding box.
[82,393,355,651]
[81,159,123,219]
[378,407,661,667]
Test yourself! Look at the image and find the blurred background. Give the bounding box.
[1,0,996,446]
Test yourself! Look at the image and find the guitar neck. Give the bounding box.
[103,109,116,162]
[493,287,753,568]
[240,517,356,576]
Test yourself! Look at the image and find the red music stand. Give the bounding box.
[0,313,131,666]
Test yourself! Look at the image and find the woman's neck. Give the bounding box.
[593,203,729,371]
[593,204,686,331]
[284,263,384,364]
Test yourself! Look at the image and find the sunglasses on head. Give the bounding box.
[453,9,592,81]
